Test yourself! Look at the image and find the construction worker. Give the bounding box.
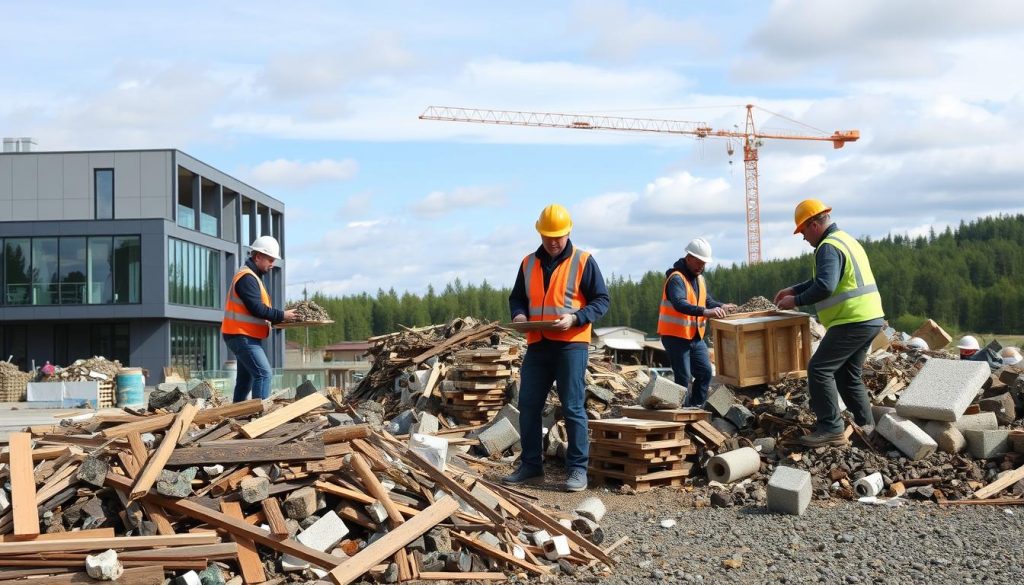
[774,199,884,447]
[657,238,737,407]
[223,235,297,402]
[957,335,980,359]
[505,204,610,492]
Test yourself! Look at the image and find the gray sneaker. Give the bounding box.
[565,468,588,492]
[502,466,544,485]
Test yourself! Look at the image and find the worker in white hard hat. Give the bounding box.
[222,235,297,401]
[1001,347,1022,366]
[657,238,736,407]
[907,337,929,351]
[957,335,980,360]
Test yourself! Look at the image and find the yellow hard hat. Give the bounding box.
[793,199,832,234]
[535,203,573,237]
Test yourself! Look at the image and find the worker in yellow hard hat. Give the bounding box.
[774,199,885,447]
[505,203,610,492]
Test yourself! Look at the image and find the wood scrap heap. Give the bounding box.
[0,389,616,584]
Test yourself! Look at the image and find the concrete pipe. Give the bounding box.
[854,472,884,498]
[574,496,607,522]
[706,447,761,484]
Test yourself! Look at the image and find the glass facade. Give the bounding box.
[0,236,140,306]
[171,321,220,372]
[95,169,114,220]
[168,238,220,307]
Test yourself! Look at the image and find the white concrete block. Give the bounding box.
[876,413,937,460]
[896,360,990,422]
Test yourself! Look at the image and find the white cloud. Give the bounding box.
[571,0,715,61]
[246,158,359,188]
[412,186,506,218]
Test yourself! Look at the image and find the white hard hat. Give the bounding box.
[685,237,713,263]
[250,235,281,260]
[1000,347,1021,365]
[907,337,929,350]
[956,335,980,351]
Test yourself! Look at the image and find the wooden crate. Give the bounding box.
[710,310,811,387]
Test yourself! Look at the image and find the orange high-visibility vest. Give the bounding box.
[221,267,272,339]
[657,271,707,339]
[521,248,592,344]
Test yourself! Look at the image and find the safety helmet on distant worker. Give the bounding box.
[956,335,980,351]
[684,237,713,263]
[1001,347,1022,366]
[250,235,282,260]
[793,199,833,234]
[535,204,573,237]
[907,337,929,351]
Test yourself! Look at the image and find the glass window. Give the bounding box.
[32,238,59,305]
[95,169,114,220]
[168,238,220,308]
[59,237,87,304]
[177,168,196,229]
[171,321,219,372]
[200,178,220,237]
[113,236,141,304]
[4,238,31,305]
[87,237,113,304]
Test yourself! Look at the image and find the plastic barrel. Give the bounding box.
[115,368,145,407]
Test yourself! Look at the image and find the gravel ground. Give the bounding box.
[485,466,1024,585]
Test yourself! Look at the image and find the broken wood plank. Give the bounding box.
[973,463,1024,499]
[101,414,175,439]
[130,402,199,500]
[0,565,164,585]
[167,440,325,466]
[239,393,328,439]
[416,572,505,581]
[193,399,265,425]
[220,500,267,584]
[0,445,69,464]
[320,424,372,444]
[261,497,290,537]
[9,432,39,539]
[348,453,404,527]
[0,533,217,555]
[0,528,115,542]
[404,450,504,526]
[328,496,459,585]
[452,532,548,575]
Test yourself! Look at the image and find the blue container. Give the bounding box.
[115,368,145,407]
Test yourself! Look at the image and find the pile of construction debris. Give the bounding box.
[0,385,617,584]
[0,361,33,402]
[39,356,123,383]
[287,300,332,323]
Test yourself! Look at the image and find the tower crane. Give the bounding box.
[419,105,859,264]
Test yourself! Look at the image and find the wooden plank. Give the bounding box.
[239,393,328,439]
[404,450,504,525]
[193,399,265,425]
[409,324,498,366]
[130,402,199,500]
[321,424,372,444]
[348,453,404,527]
[973,463,1024,499]
[0,528,115,543]
[327,497,459,585]
[0,566,164,585]
[416,572,506,581]
[0,533,217,555]
[9,432,39,539]
[0,445,70,464]
[168,440,325,466]
[220,501,267,584]
[451,532,547,575]
[618,407,710,423]
[101,414,176,439]
[261,497,290,537]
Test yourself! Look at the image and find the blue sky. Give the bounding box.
[4,1,1024,298]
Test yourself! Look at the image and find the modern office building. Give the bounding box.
[0,147,286,381]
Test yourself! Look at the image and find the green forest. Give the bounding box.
[288,214,1024,347]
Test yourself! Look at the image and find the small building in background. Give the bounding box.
[593,326,671,366]
[323,341,373,391]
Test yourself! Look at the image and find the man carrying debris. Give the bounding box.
[657,237,737,407]
[774,199,884,447]
[506,203,610,492]
[222,235,297,401]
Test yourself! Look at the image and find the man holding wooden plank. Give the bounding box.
[774,199,885,447]
[506,204,610,492]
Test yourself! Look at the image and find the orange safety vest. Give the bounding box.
[221,267,272,339]
[521,247,592,344]
[657,271,707,339]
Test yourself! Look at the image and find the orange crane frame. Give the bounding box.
[420,105,859,264]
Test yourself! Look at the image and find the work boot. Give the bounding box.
[502,466,544,486]
[565,468,588,492]
[796,430,850,447]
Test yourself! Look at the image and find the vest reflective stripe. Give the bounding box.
[657,271,706,339]
[812,230,885,328]
[221,267,272,339]
[522,248,592,344]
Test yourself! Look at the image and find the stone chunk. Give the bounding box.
[411,412,440,435]
[896,360,990,422]
[148,387,188,412]
[638,375,684,410]
[922,421,966,454]
[574,497,606,522]
[86,549,124,581]
[188,381,215,400]
[704,384,736,418]
[327,412,355,427]
[955,412,999,432]
[963,429,1010,459]
[978,393,1016,425]
[283,486,318,520]
[156,467,197,498]
[586,385,616,405]
[477,417,520,456]
[76,456,109,488]
[198,565,225,585]
[876,413,937,460]
[240,477,270,504]
[725,405,754,429]
[386,410,416,435]
[295,379,319,400]
[767,466,812,516]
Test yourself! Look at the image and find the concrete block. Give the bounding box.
[710,417,738,436]
[955,412,999,432]
[574,496,606,522]
[876,414,937,460]
[704,384,735,417]
[365,501,388,523]
[295,379,319,400]
[725,404,754,429]
[283,486,318,520]
[85,549,123,581]
[767,466,812,516]
[963,429,1010,459]
[638,375,684,410]
[871,405,896,422]
[385,410,416,435]
[922,421,966,454]
[410,433,448,471]
[298,510,349,550]
[156,467,197,498]
[76,456,109,488]
[706,447,760,483]
[587,385,616,405]
[543,535,571,560]
[492,403,521,435]
[896,359,990,422]
[531,529,552,547]
[240,477,269,504]
[328,412,355,427]
[978,393,1016,425]
[477,417,520,456]
[411,412,440,435]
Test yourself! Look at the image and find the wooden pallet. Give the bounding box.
[590,442,697,460]
[451,380,505,390]
[459,369,513,378]
[590,456,690,476]
[687,419,727,448]
[588,419,686,444]
[98,381,115,408]
[619,406,711,423]
[588,466,692,492]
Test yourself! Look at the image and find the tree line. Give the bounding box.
[288,214,1024,347]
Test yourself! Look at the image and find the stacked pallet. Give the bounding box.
[442,346,518,425]
[588,411,706,492]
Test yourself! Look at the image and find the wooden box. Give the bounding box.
[710,310,811,387]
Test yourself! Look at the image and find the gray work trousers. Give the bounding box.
[807,321,882,433]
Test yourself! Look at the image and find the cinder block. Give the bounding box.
[477,417,519,456]
[411,412,440,435]
[725,405,754,429]
[978,393,1016,425]
[638,375,684,409]
[704,384,736,417]
[298,510,349,550]
[922,421,966,454]
[871,405,896,423]
[327,412,355,427]
[963,429,1010,459]
[283,486,318,520]
[469,483,500,513]
[896,360,990,422]
[385,410,416,435]
[240,477,269,504]
[76,457,109,488]
[955,412,999,432]
[492,404,521,435]
[876,413,937,460]
[710,417,738,436]
[586,385,616,404]
[767,466,812,516]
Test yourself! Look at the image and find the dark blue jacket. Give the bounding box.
[223,258,283,340]
[509,240,610,350]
